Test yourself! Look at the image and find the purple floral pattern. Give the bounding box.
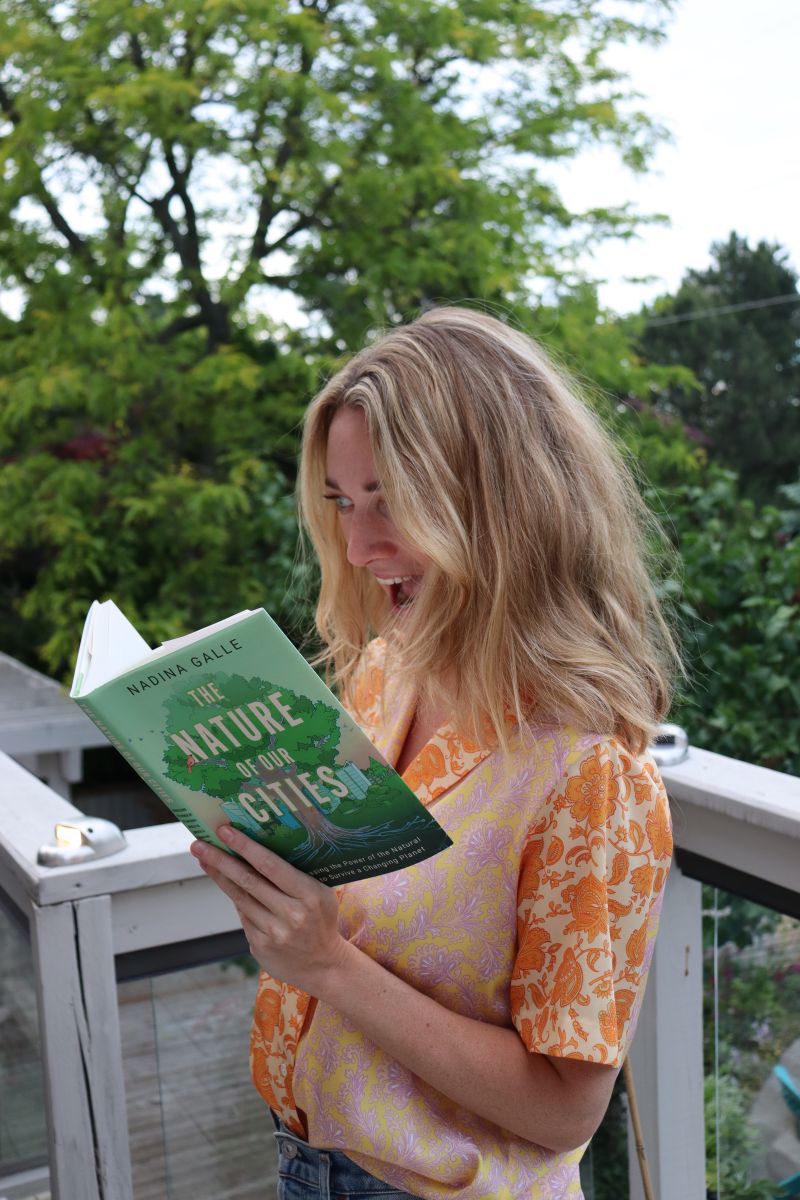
[250,639,670,1199]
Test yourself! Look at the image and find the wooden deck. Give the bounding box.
[119,962,280,1199]
[0,911,280,1200]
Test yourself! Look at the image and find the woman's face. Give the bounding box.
[325,406,429,611]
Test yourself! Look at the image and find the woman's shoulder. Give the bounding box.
[570,728,662,776]
[507,723,667,815]
[552,728,671,849]
[520,721,659,765]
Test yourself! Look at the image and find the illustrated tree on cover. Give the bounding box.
[161,672,373,859]
[0,0,677,673]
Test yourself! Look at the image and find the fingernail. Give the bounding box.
[190,841,207,859]
[218,825,235,844]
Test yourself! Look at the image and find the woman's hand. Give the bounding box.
[190,826,348,994]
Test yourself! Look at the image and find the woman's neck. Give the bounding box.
[395,700,449,776]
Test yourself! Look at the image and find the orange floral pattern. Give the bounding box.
[564,752,618,828]
[249,980,311,1135]
[512,739,672,1067]
[250,639,672,1199]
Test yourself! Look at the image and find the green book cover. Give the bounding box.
[71,602,452,885]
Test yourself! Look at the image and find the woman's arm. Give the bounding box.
[192,826,618,1153]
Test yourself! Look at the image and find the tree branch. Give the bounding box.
[163,143,202,271]
[130,33,146,71]
[0,82,21,127]
[245,42,283,153]
[258,273,299,289]
[76,103,154,248]
[35,188,94,260]
[411,50,459,88]
[155,311,206,343]
[123,26,226,346]
[248,44,316,265]
[146,186,187,262]
[228,103,381,310]
[0,83,97,266]
[263,177,341,256]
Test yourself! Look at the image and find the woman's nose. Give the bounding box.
[345,510,393,567]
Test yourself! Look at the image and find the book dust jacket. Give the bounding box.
[73,609,452,885]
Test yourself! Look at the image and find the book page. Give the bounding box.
[73,600,152,696]
[72,604,254,695]
[157,612,252,653]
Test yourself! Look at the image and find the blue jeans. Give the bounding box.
[271,1113,421,1199]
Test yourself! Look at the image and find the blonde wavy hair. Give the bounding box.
[298,306,682,754]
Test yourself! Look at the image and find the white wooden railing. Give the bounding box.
[0,745,798,1200]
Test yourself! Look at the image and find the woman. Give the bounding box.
[191,307,679,1199]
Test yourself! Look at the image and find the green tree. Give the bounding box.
[0,0,676,675]
[704,1073,774,1200]
[163,675,338,798]
[524,283,705,490]
[637,233,800,504]
[662,468,800,776]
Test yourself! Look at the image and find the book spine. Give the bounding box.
[75,696,212,842]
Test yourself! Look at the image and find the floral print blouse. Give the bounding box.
[250,639,672,1199]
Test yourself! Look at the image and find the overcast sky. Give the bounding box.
[559,0,800,314]
[4,1,797,325]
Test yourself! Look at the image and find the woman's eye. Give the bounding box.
[324,494,353,512]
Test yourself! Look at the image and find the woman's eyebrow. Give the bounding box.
[324,477,381,493]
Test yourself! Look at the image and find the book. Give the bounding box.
[70,601,452,885]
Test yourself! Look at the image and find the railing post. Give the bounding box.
[628,862,705,1199]
[30,894,133,1200]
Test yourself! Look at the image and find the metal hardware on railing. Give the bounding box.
[648,722,689,767]
[37,816,127,867]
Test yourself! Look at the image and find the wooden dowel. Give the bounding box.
[623,1056,656,1200]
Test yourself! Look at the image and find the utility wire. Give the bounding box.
[643,292,800,328]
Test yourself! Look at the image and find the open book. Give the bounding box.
[71,602,452,885]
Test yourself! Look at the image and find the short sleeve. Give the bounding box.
[510,738,672,1066]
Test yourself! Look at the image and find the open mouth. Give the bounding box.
[376,575,421,610]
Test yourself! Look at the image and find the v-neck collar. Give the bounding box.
[368,671,493,807]
[400,721,493,806]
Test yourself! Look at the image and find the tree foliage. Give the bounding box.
[162,675,340,803]
[659,467,800,776]
[522,286,800,779]
[637,233,800,504]
[0,0,677,674]
[525,283,705,489]
[703,1073,775,1200]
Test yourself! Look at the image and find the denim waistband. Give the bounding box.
[270,1112,420,1199]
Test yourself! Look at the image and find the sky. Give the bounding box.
[558,0,800,315]
[2,1,798,325]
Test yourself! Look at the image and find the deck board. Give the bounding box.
[1,904,279,1200]
[119,963,280,1200]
